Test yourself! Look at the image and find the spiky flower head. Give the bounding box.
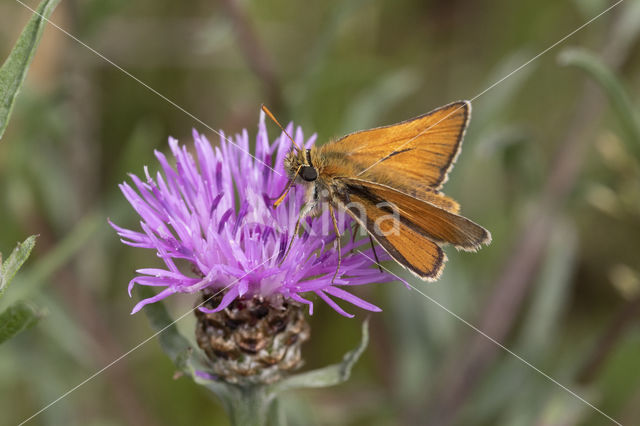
[111,113,398,318]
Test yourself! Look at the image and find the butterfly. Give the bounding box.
[263,101,491,281]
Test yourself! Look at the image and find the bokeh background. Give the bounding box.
[1,0,640,425]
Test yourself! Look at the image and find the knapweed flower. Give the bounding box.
[110,113,398,318]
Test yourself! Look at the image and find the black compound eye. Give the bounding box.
[300,166,318,182]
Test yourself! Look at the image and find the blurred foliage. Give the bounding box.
[0,236,41,345]
[559,47,640,150]
[1,0,639,425]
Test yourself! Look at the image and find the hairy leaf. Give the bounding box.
[0,301,41,344]
[0,0,61,140]
[272,318,369,393]
[0,235,37,299]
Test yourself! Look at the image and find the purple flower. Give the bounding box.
[111,113,400,317]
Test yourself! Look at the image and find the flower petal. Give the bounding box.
[114,115,397,315]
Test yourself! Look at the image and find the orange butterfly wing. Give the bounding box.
[320,101,470,190]
[336,186,447,280]
[339,178,491,251]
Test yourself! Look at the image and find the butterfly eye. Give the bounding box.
[300,166,318,182]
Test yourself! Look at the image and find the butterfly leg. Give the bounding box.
[349,222,360,253]
[279,215,302,265]
[329,204,342,283]
[348,221,382,272]
[368,233,384,273]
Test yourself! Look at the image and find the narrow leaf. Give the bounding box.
[272,318,369,393]
[558,48,640,155]
[0,235,37,299]
[0,301,41,344]
[0,0,62,140]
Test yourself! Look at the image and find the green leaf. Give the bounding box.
[558,48,640,155]
[272,318,370,393]
[0,0,62,140]
[0,301,41,344]
[0,235,37,299]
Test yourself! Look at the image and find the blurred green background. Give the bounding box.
[1,0,640,425]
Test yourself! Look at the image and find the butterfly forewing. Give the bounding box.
[320,101,470,190]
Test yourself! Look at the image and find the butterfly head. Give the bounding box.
[275,149,318,208]
[261,105,318,207]
[284,149,317,182]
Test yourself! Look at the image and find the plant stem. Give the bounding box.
[226,385,278,426]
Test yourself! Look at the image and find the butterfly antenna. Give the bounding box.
[261,104,302,151]
[273,165,302,208]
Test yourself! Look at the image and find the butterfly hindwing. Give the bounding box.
[333,182,447,280]
[340,178,491,251]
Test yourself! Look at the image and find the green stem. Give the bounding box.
[226,385,278,426]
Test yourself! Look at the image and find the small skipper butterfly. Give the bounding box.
[263,101,491,281]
